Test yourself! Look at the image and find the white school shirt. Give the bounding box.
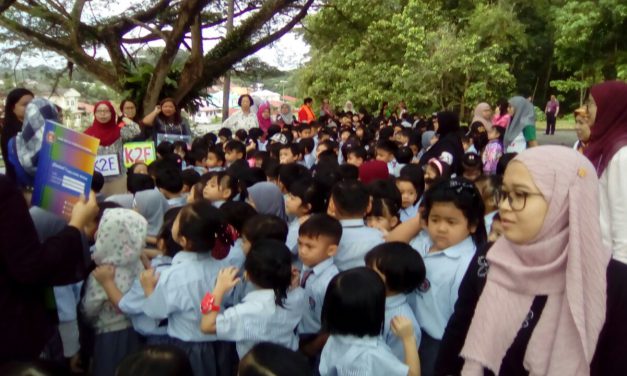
[119,256,172,336]
[399,202,419,222]
[298,258,339,334]
[335,219,385,271]
[319,335,409,376]
[216,288,305,358]
[411,236,475,340]
[384,294,421,361]
[599,147,627,264]
[222,110,258,131]
[223,238,246,270]
[142,251,226,342]
[285,218,301,255]
[484,211,497,235]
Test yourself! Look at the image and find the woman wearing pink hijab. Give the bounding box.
[435,146,627,376]
[257,101,272,134]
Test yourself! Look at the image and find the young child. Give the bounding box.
[327,180,385,271]
[155,164,187,208]
[205,147,226,172]
[285,178,327,254]
[319,268,420,376]
[474,174,502,235]
[298,138,316,169]
[297,214,342,352]
[140,201,234,376]
[375,139,400,176]
[116,345,193,376]
[202,171,245,208]
[365,242,425,362]
[82,208,147,376]
[238,342,313,376]
[199,239,305,359]
[346,146,367,168]
[224,140,246,167]
[188,147,208,175]
[133,189,169,241]
[366,196,400,234]
[397,165,424,222]
[482,125,505,175]
[219,201,258,271]
[487,212,503,243]
[181,169,201,194]
[279,144,302,165]
[411,177,486,376]
[461,152,483,182]
[423,158,451,192]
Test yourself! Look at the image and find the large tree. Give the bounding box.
[0,0,315,112]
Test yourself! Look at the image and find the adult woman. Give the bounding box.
[573,107,590,154]
[142,98,192,143]
[1,88,33,182]
[85,101,140,195]
[584,80,627,264]
[256,102,272,134]
[222,94,258,131]
[119,99,146,141]
[343,100,355,114]
[418,111,464,175]
[471,102,493,131]
[436,146,627,375]
[492,98,511,128]
[503,96,537,153]
[276,103,296,128]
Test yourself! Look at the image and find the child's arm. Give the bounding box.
[386,214,422,243]
[140,268,159,297]
[392,316,421,376]
[200,267,240,334]
[299,332,330,357]
[92,265,123,309]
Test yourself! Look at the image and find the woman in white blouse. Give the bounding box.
[584,80,627,264]
[222,94,259,131]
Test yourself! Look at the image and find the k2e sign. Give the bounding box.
[123,142,156,168]
[94,154,120,177]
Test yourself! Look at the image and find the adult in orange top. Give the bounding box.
[298,97,317,124]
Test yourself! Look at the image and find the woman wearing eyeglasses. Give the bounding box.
[583,81,627,266]
[435,145,627,376]
[85,101,141,196]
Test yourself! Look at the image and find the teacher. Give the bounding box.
[142,98,192,144]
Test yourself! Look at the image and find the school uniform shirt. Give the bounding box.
[400,202,419,222]
[303,152,316,169]
[409,230,431,254]
[119,256,172,337]
[211,200,225,209]
[285,218,301,255]
[387,159,403,177]
[298,258,339,334]
[143,251,226,342]
[335,219,385,271]
[319,334,409,376]
[484,211,497,235]
[216,288,305,358]
[167,195,188,209]
[411,236,475,340]
[223,238,246,270]
[384,294,422,361]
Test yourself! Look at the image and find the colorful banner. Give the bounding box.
[32,120,99,219]
[123,141,156,168]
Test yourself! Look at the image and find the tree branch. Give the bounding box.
[0,0,16,14]
[107,0,173,36]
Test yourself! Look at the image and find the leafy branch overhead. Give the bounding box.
[0,0,315,113]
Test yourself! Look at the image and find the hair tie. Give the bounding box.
[211,224,238,260]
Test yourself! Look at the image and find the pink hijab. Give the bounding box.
[460,146,611,375]
[257,102,272,133]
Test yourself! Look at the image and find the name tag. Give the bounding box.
[94,154,120,177]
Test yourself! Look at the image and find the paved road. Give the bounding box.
[537,129,578,147]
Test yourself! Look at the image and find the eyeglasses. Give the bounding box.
[496,189,543,212]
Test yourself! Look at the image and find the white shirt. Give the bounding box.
[216,288,305,358]
[319,335,409,376]
[285,218,301,255]
[335,219,385,271]
[298,258,339,334]
[222,110,259,131]
[411,236,475,339]
[599,147,627,264]
[506,132,527,153]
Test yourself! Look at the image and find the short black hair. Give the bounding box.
[128,162,148,177]
[177,201,229,257]
[245,239,292,307]
[189,147,207,164]
[218,127,233,140]
[299,213,342,244]
[399,164,425,198]
[303,97,313,105]
[288,177,328,214]
[115,345,193,376]
[279,143,302,158]
[224,140,246,159]
[237,94,254,107]
[346,146,367,161]
[155,165,183,194]
[338,164,359,181]
[91,171,104,193]
[376,139,398,155]
[172,141,188,155]
[127,173,156,194]
[322,267,385,337]
[156,141,174,157]
[159,207,183,258]
[298,138,315,154]
[207,147,225,164]
[423,177,487,247]
[242,214,288,244]
[203,132,218,145]
[331,180,369,217]
[239,342,313,376]
[235,129,248,142]
[219,201,258,233]
[181,169,201,189]
[365,242,426,294]
[278,163,311,192]
[368,196,400,221]
[395,146,414,164]
[367,179,402,208]
[496,152,518,176]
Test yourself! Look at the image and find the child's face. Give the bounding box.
[375,148,394,163]
[424,165,439,191]
[174,146,186,159]
[299,129,312,139]
[279,149,298,164]
[202,176,226,202]
[285,193,306,217]
[346,153,363,168]
[396,181,418,209]
[488,218,504,243]
[427,201,475,251]
[499,161,548,245]
[366,214,398,233]
[205,152,223,168]
[225,150,240,163]
[316,144,328,159]
[575,115,591,142]
[298,235,337,268]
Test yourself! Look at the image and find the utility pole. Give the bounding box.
[221,0,234,123]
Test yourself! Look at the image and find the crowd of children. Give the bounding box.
[15,104,523,376]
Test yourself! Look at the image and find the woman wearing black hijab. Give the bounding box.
[418,111,464,175]
[1,88,34,182]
